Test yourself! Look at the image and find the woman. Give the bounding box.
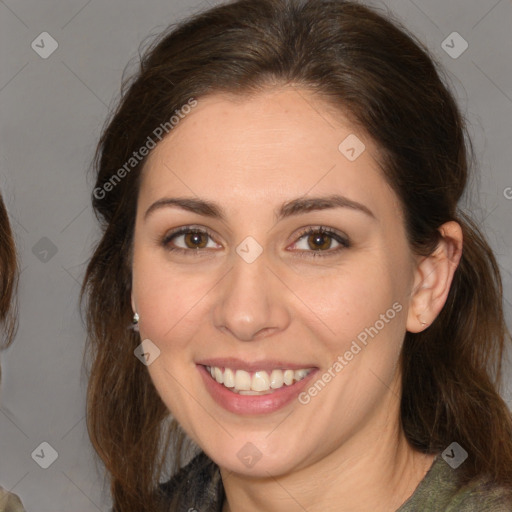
[0,194,18,357]
[0,193,25,512]
[82,1,512,510]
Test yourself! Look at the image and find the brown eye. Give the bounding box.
[162,227,220,253]
[183,231,209,249]
[290,226,350,258]
[306,231,333,251]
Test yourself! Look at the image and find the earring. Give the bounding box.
[131,312,139,332]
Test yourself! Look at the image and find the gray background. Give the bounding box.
[0,0,511,510]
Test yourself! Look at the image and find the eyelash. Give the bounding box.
[161,225,350,258]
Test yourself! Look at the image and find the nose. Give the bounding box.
[213,249,290,342]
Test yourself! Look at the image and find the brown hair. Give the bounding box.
[0,193,18,350]
[81,0,512,510]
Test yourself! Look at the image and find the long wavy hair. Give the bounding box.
[81,1,512,510]
[0,193,18,351]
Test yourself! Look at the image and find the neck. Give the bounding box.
[220,389,435,512]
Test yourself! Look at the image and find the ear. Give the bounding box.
[406,221,463,333]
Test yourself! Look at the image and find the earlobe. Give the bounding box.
[130,293,140,331]
[131,293,137,315]
[406,221,463,333]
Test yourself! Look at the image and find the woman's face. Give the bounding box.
[132,87,419,476]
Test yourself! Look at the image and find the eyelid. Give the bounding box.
[161,224,216,243]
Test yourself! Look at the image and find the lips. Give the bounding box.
[196,359,318,415]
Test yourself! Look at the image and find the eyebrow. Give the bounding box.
[144,194,375,223]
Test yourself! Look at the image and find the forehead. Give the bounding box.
[139,87,402,222]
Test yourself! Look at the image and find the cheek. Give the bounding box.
[132,231,410,361]
[131,247,218,351]
[288,257,401,353]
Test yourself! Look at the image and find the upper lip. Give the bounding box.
[196,357,317,372]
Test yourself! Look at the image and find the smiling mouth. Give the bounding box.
[204,365,313,395]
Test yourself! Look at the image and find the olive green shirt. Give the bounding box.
[397,453,512,511]
[157,451,512,511]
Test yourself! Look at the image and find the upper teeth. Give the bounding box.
[206,366,312,394]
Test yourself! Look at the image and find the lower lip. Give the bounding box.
[198,365,317,415]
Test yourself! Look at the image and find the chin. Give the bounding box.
[197,429,314,478]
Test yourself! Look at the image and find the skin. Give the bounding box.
[131,86,463,512]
